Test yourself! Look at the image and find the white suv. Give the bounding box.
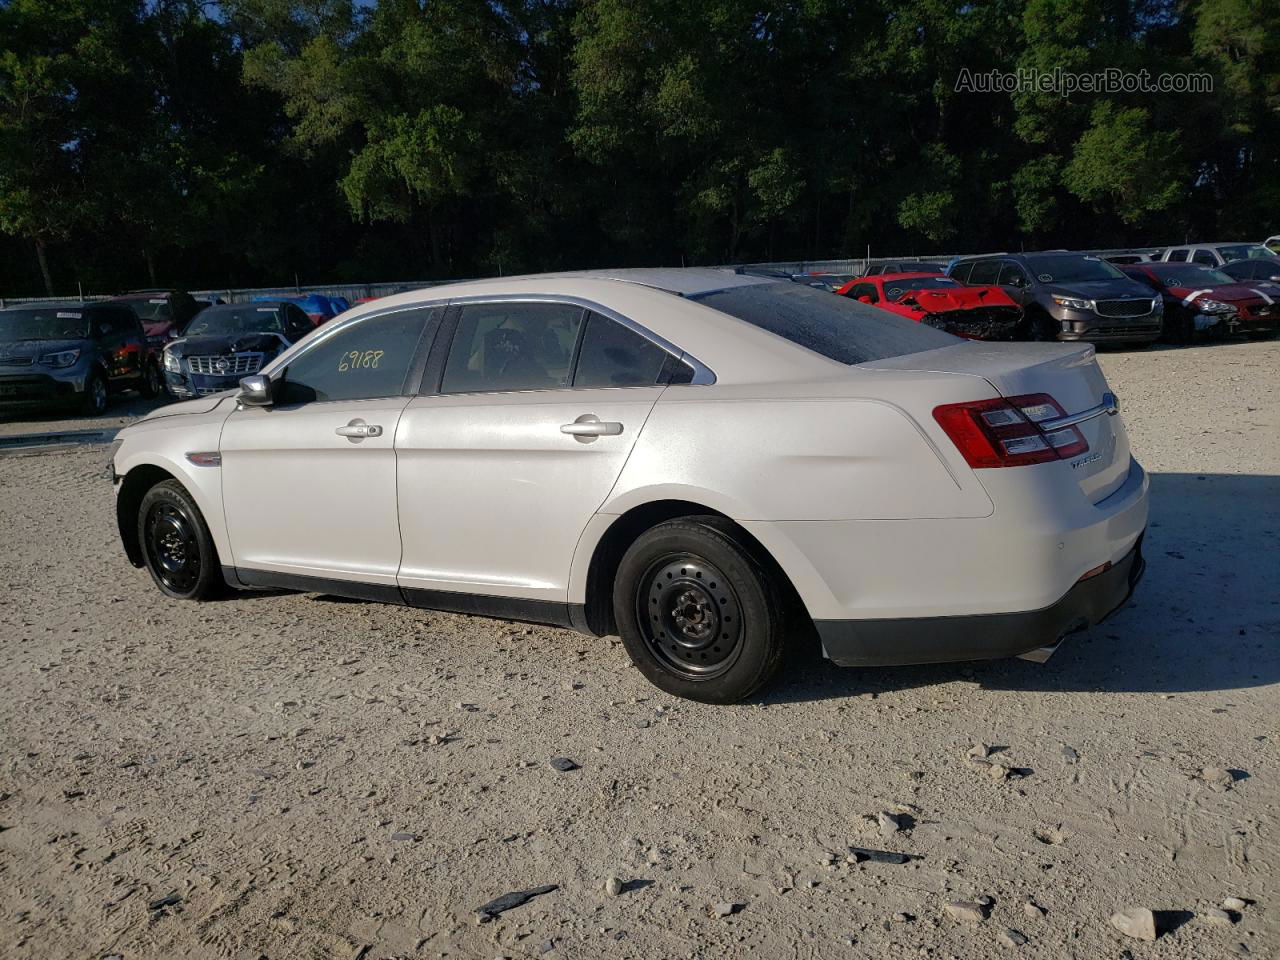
[111,269,1148,702]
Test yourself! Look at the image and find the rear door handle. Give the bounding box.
[561,414,623,442]
[335,418,383,441]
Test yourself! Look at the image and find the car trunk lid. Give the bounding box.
[862,341,1130,503]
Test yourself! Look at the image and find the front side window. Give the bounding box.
[574,312,675,388]
[999,263,1029,288]
[441,302,584,394]
[948,261,973,283]
[1192,250,1217,266]
[277,309,430,404]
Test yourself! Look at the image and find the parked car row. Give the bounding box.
[823,241,1280,346]
[0,289,363,415]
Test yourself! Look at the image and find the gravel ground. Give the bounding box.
[1,341,1277,960]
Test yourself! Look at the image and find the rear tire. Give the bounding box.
[138,480,223,601]
[613,516,786,703]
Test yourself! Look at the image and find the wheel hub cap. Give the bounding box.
[638,556,742,679]
[145,502,200,592]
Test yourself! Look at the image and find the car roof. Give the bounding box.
[0,300,103,312]
[206,299,290,310]
[272,270,830,386]
[522,267,771,296]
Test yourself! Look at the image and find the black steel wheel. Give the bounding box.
[137,479,222,600]
[638,555,743,680]
[614,516,786,703]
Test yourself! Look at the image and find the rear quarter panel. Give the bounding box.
[572,374,1002,612]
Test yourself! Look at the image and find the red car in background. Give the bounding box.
[835,272,1021,340]
[1120,262,1280,343]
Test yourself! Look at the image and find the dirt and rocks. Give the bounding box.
[1,340,1277,959]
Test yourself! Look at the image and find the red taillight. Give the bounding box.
[933,393,1088,468]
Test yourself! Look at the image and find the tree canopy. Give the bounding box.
[1,0,1276,296]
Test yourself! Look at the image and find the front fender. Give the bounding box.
[113,409,233,567]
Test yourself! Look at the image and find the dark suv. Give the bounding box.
[948,252,1162,344]
[109,289,205,340]
[0,302,161,415]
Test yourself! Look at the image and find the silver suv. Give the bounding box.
[1158,242,1275,268]
[948,252,1162,345]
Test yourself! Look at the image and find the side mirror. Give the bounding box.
[857,295,873,304]
[238,374,273,407]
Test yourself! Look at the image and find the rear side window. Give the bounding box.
[574,313,674,388]
[691,282,958,365]
[1166,248,1188,262]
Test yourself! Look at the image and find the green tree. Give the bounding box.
[1064,102,1184,225]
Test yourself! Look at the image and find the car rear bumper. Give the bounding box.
[815,536,1145,666]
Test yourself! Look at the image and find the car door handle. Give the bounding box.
[561,414,623,441]
[335,419,383,441]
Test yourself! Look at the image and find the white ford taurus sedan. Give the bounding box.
[110,268,1148,702]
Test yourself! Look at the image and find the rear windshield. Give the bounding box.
[690,282,959,365]
[0,307,92,341]
[113,296,171,322]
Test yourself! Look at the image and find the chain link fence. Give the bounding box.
[2,244,1182,307]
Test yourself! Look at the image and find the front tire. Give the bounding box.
[1022,310,1058,342]
[138,480,222,600]
[139,361,162,398]
[613,516,785,703]
[82,371,108,415]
